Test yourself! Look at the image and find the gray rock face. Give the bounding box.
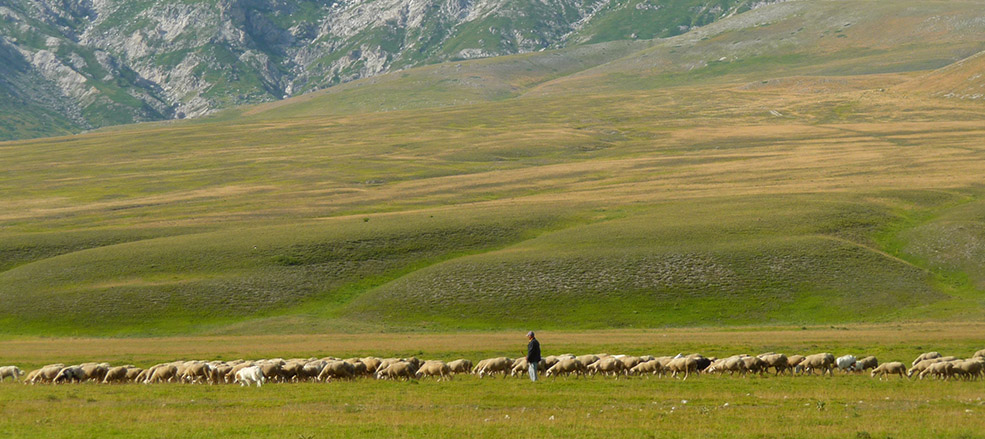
[0,0,764,139]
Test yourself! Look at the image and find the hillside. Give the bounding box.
[0,0,764,141]
[2,0,985,336]
[899,49,985,100]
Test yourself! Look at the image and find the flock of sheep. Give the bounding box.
[2,349,984,386]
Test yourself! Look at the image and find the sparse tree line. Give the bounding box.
[2,349,983,386]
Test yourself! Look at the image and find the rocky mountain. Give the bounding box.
[0,0,780,140]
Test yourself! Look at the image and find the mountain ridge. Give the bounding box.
[0,0,772,140]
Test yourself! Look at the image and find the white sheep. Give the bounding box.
[235,366,265,387]
[0,366,23,382]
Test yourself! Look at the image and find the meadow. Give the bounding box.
[2,325,985,439]
[1,0,985,335]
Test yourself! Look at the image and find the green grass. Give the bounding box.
[1,327,985,438]
[3,0,985,335]
[4,375,984,438]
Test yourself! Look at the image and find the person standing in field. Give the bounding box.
[526,331,541,382]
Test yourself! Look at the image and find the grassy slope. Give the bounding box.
[2,0,985,335]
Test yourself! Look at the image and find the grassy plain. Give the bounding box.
[2,325,985,439]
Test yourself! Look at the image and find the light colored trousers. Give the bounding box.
[528,362,537,382]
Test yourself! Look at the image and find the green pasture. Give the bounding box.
[2,328,985,439]
[3,0,985,335]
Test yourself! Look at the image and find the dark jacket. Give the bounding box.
[527,338,541,363]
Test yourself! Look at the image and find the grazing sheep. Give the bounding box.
[973,349,985,359]
[147,365,178,384]
[258,362,285,383]
[801,353,835,376]
[279,361,303,382]
[360,357,383,373]
[786,355,805,374]
[907,358,944,378]
[545,358,586,378]
[870,362,906,379]
[318,361,356,381]
[576,355,600,367]
[686,354,712,373]
[666,357,699,380]
[589,357,626,377]
[447,359,472,374]
[705,357,735,376]
[618,356,643,371]
[181,362,214,384]
[299,360,327,382]
[353,361,373,378]
[377,358,410,373]
[757,353,789,375]
[835,355,857,373]
[953,359,984,380]
[102,366,130,384]
[54,366,86,384]
[542,356,563,369]
[0,366,23,382]
[852,356,878,373]
[28,364,65,384]
[376,362,416,381]
[125,367,144,383]
[741,356,768,376]
[912,352,941,366]
[416,361,453,381]
[629,360,661,376]
[474,357,511,378]
[235,366,266,387]
[919,361,955,380]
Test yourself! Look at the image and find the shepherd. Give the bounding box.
[526,331,541,382]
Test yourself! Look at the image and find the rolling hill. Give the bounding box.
[2,0,985,336]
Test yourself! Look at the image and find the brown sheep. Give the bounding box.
[28,364,65,384]
[706,356,745,376]
[416,361,453,381]
[576,355,600,367]
[953,359,984,380]
[629,359,661,376]
[919,361,955,380]
[545,358,586,378]
[360,357,382,373]
[258,362,285,382]
[907,358,943,378]
[741,356,768,376]
[912,352,941,366]
[147,365,178,383]
[54,366,85,384]
[376,362,416,381]
[447,359,472,374]
[181,362,214,384]
[125,367,144,382]
[757,353,789,375]
[102,366,130,384]
[618,356,642,371]
[870,362,906,379]
[853,356,878,373]
[666,357,698,380]
[786,355,805,374]
[589,357,625,377]
[474,357,511,378]
[800,353,835,376]
[318,361,356,381]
